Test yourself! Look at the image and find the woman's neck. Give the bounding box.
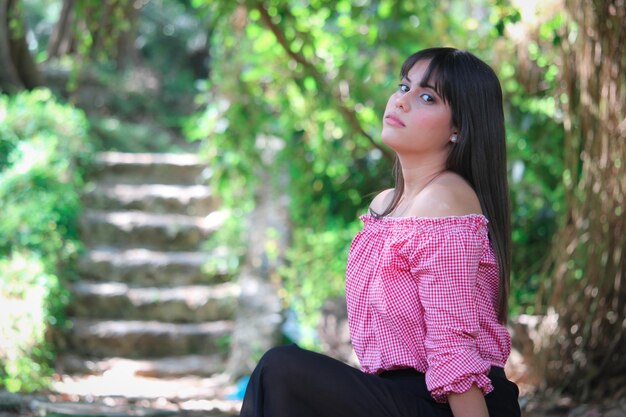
[399,159,447,199]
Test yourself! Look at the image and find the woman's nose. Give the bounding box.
[395,93,410,111]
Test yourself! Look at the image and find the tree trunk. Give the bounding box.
[540,0,626,400]
[0,0,24,92]
[7,0,41,89]
[114,0,139,70]
[47,0,76,60]
[0,0,41,93]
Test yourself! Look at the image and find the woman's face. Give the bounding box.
[381,60,456,157]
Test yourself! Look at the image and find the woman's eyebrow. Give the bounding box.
[419,81,437,90]
[402,76,440,97]
[403,75,437,91]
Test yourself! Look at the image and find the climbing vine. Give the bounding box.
[188,0,566,338]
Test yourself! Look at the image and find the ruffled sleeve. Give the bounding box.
[409,217,494,403]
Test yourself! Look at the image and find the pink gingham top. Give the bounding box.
[345,214,511,402]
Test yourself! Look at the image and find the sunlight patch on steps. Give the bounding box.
[52,372,235,400]
[72,281,240,307]
[85,210,227,230]
[96,152,203,166]
[100,184,212,201]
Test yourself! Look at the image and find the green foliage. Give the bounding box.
[0,253,59,392]
[279,222,361,347]
[9,0,571,363]
[506,100,564,314]
[189,0,490,222]
[189,0,568,338]
[0,89,92,391]
[188,0,519,342]
[201,209,250,279]
[490,7,567,314]
[0,89,92,265]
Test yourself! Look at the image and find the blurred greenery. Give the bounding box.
[1,0,571,388]
[0,89,93,391]
[190,0,565,336]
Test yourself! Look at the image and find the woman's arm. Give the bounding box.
[448,385,489,417]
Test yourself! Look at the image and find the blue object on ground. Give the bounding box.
[227,375,251,400]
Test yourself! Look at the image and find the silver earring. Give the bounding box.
[450,135,458,143]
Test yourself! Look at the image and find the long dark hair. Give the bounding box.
[376,47,511,324]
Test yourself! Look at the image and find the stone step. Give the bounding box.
[56,354,227,378]
[39,399,239,417]
[80,210,226,250]
[68,282,239,323]
[82,184,218,215]
[51,373,241,413]
[32,401,178,417]
[63,319,234,359]
[91,152,209,185]
[78,247,231,286]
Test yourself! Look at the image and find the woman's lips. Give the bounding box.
[384,114,405,127]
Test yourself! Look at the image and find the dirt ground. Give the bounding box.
[1,383,625,417]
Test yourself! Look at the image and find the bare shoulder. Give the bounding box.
[408,172,483,218]
[369,188,395,214]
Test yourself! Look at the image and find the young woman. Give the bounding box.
[239,47,521,417]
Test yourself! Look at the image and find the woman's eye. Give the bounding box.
[397,84,409,93]
[420,93,434,103]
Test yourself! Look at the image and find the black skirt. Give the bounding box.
[239,344,520,417]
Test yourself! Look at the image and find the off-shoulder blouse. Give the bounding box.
[345,214,511,403]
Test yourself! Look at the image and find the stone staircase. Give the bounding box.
[52,151,241,416]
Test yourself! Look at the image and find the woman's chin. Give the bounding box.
[381,131,401,150]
